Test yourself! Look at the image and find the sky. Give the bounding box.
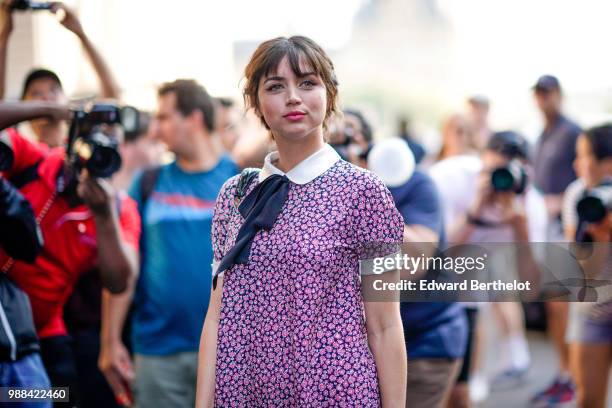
[220,0,365,49]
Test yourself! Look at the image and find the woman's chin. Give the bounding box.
[274,124,322,141]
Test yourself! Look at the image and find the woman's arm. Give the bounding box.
[196,278,224,408]
[363,271,407,408]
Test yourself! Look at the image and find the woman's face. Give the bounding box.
[574,135,609,188]
[442,115,469,153]
[257,55,327,141]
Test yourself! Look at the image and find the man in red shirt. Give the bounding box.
[0,101,139,407]
[1,1,120,148]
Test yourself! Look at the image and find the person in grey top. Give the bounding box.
[531,74,582,407]
[533,75,581,224]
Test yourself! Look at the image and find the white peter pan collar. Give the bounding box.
[259,143,341,185]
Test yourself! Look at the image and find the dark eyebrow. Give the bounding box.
[297,72,317,78]
[264,76,284,84]
[263,72,317,84]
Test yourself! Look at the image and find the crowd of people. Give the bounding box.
[1,2,612,408]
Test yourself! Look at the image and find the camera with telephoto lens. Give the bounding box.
[66,103,139,179]
[490,160,528,194]
[10,0,52,11]
[577,185,612,224]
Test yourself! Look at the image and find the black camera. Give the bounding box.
[66,103,136,179]
[577,185,612,224]
[491,160,528,194]
[10,0,52,11]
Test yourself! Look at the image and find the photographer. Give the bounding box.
[562,124,612,408]
[0,101,139,407]
[62,108,160,408]
[531,76,583,404]
[429,131,547,406]
[0,0,120,148]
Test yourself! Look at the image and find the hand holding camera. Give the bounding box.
[576,185,612,242]
[6,1,84,38]
[584,213,612,242]
[49,2,85,39]
[469,162,528,225]
[76,169,116,218]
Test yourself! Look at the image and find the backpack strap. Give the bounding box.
[8,161,42,189]
[139,166,162,208]
[234,168,261,207]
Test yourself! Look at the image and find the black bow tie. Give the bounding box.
[213,174,291,289]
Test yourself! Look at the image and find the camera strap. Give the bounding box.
[8,160,42,189]
[2,189,57,274]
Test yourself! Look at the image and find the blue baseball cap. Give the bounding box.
[533,75,561,92]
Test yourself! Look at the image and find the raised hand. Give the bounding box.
[50,2,84,38]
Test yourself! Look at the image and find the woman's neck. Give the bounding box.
[273,130,325,173]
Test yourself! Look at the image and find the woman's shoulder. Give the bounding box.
[332,160,390,193]
[215,174,242,207]
[215,170,263,210]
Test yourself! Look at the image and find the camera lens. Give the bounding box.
[577,195,607,223]
[491,168,515,192]
[87,145,122,178]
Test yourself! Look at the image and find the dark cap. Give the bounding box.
[486,131,530,160]
[21,68,63,99]
[532,75,561,93]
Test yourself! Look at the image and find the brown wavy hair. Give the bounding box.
[243,36,339,131]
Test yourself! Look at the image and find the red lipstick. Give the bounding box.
[284,111,306,121]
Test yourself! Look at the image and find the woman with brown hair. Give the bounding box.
[196,36,407,407]
[436,113,477,162]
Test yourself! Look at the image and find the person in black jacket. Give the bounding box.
[0,176,51,408]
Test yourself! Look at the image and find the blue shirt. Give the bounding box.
[129,156,239,355]
[400,134,426,164]
[389,170,468,359]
